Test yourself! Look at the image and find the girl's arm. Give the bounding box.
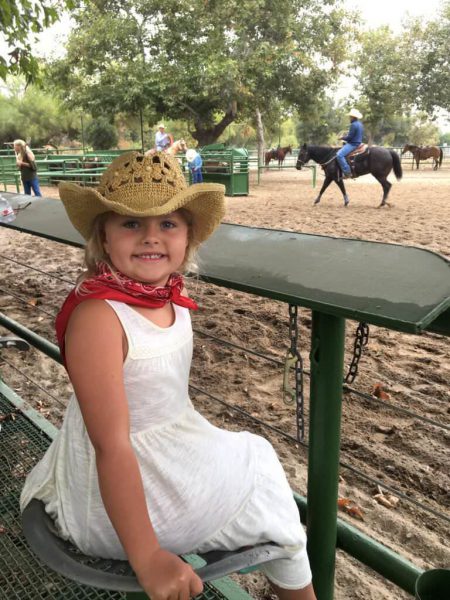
[65,299,203,599]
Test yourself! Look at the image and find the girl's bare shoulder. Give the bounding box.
[67,299,121,333]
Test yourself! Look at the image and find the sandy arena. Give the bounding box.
[0,163,449,599]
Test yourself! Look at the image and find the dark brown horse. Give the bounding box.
[401,144,443,170]
[296,144,402,207]
[264,145,292,167]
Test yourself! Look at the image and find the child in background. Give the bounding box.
[21,151,316,600]
[186,148,203,183]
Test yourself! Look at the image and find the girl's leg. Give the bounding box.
[31,177,42,197]
[23,180,32,195]
[270,581,317,600]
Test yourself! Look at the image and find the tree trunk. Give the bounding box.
[255,107,265,166]
[191,104,237,146]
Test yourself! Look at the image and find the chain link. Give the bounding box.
[344,322,369,384]
[282,304,305,441]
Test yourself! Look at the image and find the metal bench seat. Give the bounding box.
[22,499,291,592]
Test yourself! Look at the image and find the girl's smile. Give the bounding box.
[103,211,189,286]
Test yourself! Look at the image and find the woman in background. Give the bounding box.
[14,139,42,197]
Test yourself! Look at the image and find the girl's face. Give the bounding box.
[103,211,189,286]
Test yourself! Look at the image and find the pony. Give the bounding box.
[296,144,402,208]
[145,139,187,157]
[264,145,292,168]
[401,144,443,170]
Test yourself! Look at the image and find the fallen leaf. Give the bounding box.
[27,297,39,306]
[338,497,364,520]
[372,383,390,400]
[346,505,364,520]
[338,497,352,508]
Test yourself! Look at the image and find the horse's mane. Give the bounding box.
[307,145,339,160]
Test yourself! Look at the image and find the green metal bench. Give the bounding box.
[1,192,449,599]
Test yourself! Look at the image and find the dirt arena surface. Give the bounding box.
[0,164,449,599]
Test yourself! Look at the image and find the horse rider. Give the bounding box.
[154,123,173,152]
[336,108,364,179]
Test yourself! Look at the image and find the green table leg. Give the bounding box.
[307,311,345,600]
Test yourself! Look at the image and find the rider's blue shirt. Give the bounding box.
[342,120,364,145]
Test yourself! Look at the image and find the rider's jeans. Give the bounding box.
[336,143,358,174]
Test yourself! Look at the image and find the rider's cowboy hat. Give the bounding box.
[59,151,225,244]
[348,108,363,119]
[158,123,165,128]
[185,149,198,162]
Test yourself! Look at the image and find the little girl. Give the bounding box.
[21,152,316,600]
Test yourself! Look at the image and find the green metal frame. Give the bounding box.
[1,195,449,600]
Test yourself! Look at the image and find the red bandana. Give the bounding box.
[55,263,198,364]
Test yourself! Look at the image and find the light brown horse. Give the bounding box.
[145,139,187,157]
[401,144,443,170]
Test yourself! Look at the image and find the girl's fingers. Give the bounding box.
[189,572,204,597]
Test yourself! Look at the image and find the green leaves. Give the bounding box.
[0,0,71,82]
[47,0,351,144]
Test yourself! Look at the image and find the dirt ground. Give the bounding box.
[0,163,449,600]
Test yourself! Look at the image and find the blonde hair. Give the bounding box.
[13,139,28,159]
[76,209,198,291]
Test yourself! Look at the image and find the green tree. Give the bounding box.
[350,27,408,144]
[413,2,450,114]
[0,0,72,82]
[381,5,450,116]
[85,117,118,150]
[0,78,80,146]
[47,0,354,146]
[296,97,347,145]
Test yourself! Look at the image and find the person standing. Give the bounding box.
[185,148,203,183]
[154,124,173,152]
[13,139,42,196]
[336,109,364,179]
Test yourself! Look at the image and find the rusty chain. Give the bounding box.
[283,304,305,441]
[344,322,369,384]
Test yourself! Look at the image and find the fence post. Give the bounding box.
[307,311,346,600]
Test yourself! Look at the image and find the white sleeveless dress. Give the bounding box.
[21,301,311,589]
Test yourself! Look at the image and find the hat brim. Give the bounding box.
[59,181,226,244]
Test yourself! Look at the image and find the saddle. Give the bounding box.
[346,144,369,177]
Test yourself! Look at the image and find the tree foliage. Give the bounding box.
[85,117,118,150]
[350,26,410,143]
[0,78,80,146]
[0,0,72,82]
[412,1,450,114]
[47,0,354,145]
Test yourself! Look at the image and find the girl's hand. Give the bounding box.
[136,548,203,600]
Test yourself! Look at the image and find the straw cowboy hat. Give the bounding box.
[348,108,363,119]
[185,149,198,162]
[59,152,225,244]
[158,123,165,128]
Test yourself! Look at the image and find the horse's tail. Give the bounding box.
[390,150,403,180]
[439,147,443,167]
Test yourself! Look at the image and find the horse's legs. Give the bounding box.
[335,179,350,206]
[373,175,392,207]
[313,175,334,205]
